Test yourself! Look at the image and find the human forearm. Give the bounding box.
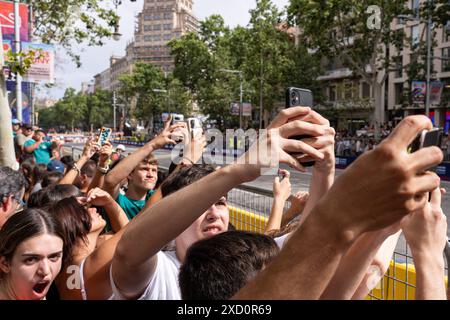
[24,141,40,153]
[321,230,400,300]
[59,155,89,185]
[413,252,446,300]
[103,199,129,232]
[116,163,256,268]
[105,142,155,187]
[233,204,354,299]
[300,168,334,223]
[265,198,285,234]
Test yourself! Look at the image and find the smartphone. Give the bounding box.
[187,117,203,139]
[98,127,112,146]
[286,87,315,167]
[408,128,443,153]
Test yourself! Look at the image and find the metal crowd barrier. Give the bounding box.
[226,186,449,300]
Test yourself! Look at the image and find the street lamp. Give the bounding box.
[219,69,243,129]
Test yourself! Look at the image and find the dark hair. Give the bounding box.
[41,172,64,188]
[60,156,75,171]
[155,170,168,189]
[179,231,279,300]
[80,160,96,178]
[161,164,216,198]
[0,166,28,203]
[0,209,64,278]
[48,197,92,266]
[32,164,48,184]
[27,184,83,208]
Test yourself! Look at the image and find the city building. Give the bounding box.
[316,0,450,132]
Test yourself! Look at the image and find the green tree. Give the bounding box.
[119,63,192,131]
[287,0,450,131]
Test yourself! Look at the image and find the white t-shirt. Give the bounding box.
[111,235,288,300]
[110,250,181,300]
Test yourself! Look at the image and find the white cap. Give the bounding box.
[116,144,126,151]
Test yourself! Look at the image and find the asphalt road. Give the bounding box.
[65,143,450,263]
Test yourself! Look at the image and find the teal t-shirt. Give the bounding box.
[24,139,52,165]
[116,189,155,220]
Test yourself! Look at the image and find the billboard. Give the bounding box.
[230,102,240,116]
[242,103,252,117]
[430,81,444,105]
[0,1,29,42]
[411,81,426,104]
[22,42,55,83]
[6,80,33,124]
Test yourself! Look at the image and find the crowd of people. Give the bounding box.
[0,109,448,300]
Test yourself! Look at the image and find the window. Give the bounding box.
[411,25,419,49]
[362,82,371,98]
[411,0,420,18]
[163,34,172,41]
[394,56,403,78]
[344,82,353,100]
[144,25,152,31]
[153,14,161,20]
[329,85,337,102]
[445,21,450,43]
[164,23,172,30]
[144,36,152,42]
[144,15,151,21]
[395,83,404,105]
[153,24,161,31]
[164,12,172,19]
[443,48,450,72]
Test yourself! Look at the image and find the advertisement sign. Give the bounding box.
[230,102,240,116]
[0,1,29,42]
[411,81,426,104]
[22,42,55,83]
[430,81,444,105]
[242,103,252,117]
[6,80,33,124]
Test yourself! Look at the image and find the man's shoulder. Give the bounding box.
[24,139,35,146]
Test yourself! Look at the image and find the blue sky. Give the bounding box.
[44,0,289,99]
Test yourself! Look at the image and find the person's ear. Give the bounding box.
[0,256,11,274]
[1,196,14,214]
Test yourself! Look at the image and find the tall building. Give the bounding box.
[133,0,199,72]
[93,0,199,92]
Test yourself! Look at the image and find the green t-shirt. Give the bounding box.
[116,189,155,220]
[24,139,52,165]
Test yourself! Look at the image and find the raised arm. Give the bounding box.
[111,107,326,299]
[233,116,443,299]
[24,136,43,153]
[103,119,183,197]
[320,224,401,300]
[265,170,291,234]
[59,139,98,185]
[88,142,113,192]
[401,187,447,300]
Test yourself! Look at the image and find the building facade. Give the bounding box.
[317,0,450,132]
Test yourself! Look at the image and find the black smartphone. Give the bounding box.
[408,128,443,153]
[286,87,315,167]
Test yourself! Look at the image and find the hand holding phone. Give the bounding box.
[285,87,315,167]
[408,128,443,153]
[98,127,112,146]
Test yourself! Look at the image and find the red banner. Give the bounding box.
[0,1,29,42]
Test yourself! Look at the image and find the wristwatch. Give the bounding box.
[97,165,109,174]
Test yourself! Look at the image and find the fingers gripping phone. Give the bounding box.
[286,87,315,167]
[408,128,443,153]
[98,127,112,146]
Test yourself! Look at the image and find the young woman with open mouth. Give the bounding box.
[0,209,64,300]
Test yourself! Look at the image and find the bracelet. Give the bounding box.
[180,157,194,165]
[97,165,109,174]
[71,163,81,176]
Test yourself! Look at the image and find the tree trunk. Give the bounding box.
[0,27,18,169]
[373,78,385,138]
